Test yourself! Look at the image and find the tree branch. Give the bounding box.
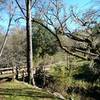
[71,8,86,26]
[31,0,37,9]
[32,18,88,60]
[0,15,13,57]
[14,0,96,60]
[15,0,26,17]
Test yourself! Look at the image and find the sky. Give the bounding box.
[64,0,94,30]
[0,0,99,32]
[65,0,92,8]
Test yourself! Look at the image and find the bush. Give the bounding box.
[48,64,67,94]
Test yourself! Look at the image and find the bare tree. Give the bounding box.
[13,0,100,79]
[26,0,34,84]
[31,0,100,74]
[0,0,15,57]
[15,0,36,84]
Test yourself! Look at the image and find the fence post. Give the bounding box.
[12,66,16,81]
[16,66,19,80]
[22,69,25,81]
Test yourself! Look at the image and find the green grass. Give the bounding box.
[47,60,100,100]
[0,80,61,100]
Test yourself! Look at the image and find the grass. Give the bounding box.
[0,80,61,100]
[47,60,100,100]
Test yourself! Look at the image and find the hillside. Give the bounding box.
[0,80,61,100]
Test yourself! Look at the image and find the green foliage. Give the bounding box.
[48,64,67,93]
[32,22,58,58]
[34,66,46,88]
[72,59,100,85]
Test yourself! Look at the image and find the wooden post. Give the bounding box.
[15,66,19,80]
[22,69,25,81]
[12,66,16,81]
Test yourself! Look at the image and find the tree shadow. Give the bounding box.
[70,63,100,99]
[73,63,100,83]
[66,86,100,100]
[0,88,56,99]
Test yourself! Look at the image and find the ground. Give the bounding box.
[0,80,61,100]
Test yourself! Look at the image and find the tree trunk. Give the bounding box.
[26,0,35,85]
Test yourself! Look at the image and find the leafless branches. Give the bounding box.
[14,0,100,60]
[15,0,26,17]
[0,0,15,57]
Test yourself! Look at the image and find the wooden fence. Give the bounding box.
[0,67,28,80]
[0,63,57,81]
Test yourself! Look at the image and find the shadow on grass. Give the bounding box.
[0,88,55,99]
[73,63,100,83]
[70,63,100,100]
[66,86,100,100]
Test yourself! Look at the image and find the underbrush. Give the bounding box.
[34,53,100,100]
[46,61,100,100]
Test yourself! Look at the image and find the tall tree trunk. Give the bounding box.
[26,0,35,85]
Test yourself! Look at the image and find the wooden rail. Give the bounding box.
[0,67,28,80]
[0,63,61,80]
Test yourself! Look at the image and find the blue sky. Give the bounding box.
[65,0,92,7]
[64,0,95,15]
[0,0,98,32]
